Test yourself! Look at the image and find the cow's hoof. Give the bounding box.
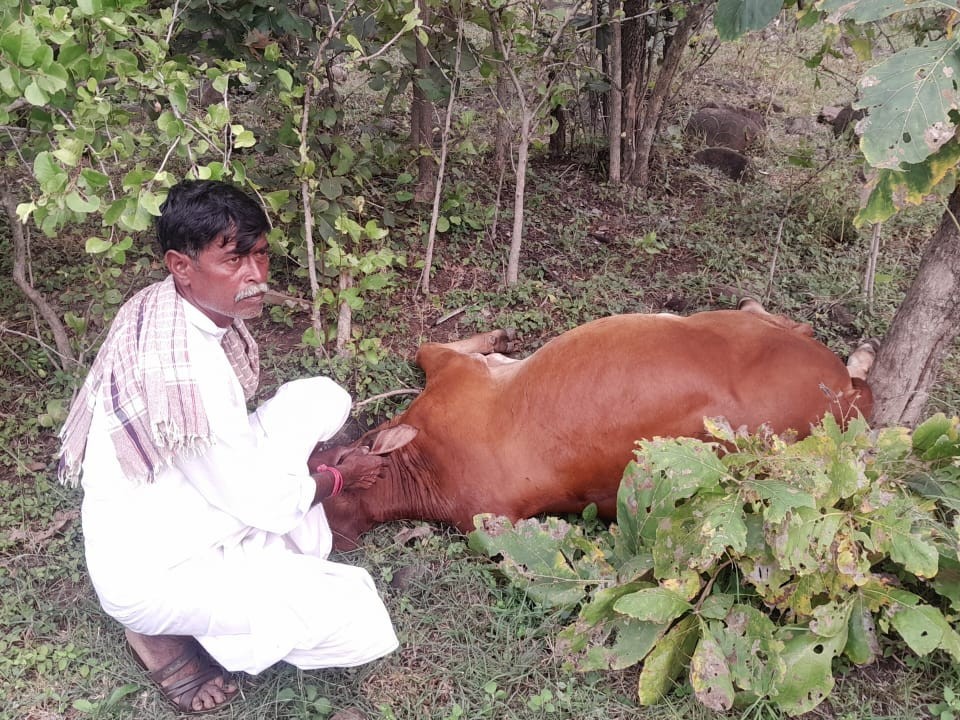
[490,328,518,354]
[846,338,879,380]
[737,296,768,314]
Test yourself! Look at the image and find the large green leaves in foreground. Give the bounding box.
[469,414,960,715]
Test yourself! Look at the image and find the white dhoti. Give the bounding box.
[95,505,397,674]
[79,300,397,674]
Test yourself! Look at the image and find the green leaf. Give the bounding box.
[713,605,784,698]
[637,615,700,705]
[468,516,596,609]
[263,190,290,211]
[871,496,939,579]
[819,0,943,24]
[605,618,666,670]
[65,192,99,214]
[772,625,846,715]
[102,198,127,226]
[715,0,784,41]
[302,327,322,348]
[856,39,960,169]
[363,220,388,240]
[319,177,343,201]
[579,581,654,626]
[49,145,80,170]
[212,74,230,94]
[690,624,734,712]
[867,586,960,662]
[913,414,956,453]
[857,141,960,226]
[23,80,49,106]
[614,588,693,624]
[275,68,293,91]
[139,189,163,217]
[932,555,960,610]
[1,22,43,66]
[746,479,817,524]
[617,438,726,556]
[810,599,851,637]
[168,82,188,114]
[75,0,102,15]
[652,493,746,577]
[84,237,112,254]
[80,168,110,190]
[231,126,256,148]
[36,61,68,94]
[889,529,939,579]
[844,592,879,665]
[768,505,844,576]
[0,66,18,95]
[891,599,960,660]
[321,107,339,128]
[33,152,68,193]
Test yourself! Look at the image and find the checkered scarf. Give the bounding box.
[57,275,259,486]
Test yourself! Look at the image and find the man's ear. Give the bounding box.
[165,249,194,285]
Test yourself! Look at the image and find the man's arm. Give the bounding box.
[178,377,354,533]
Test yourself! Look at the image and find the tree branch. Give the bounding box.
[0,178,76,370]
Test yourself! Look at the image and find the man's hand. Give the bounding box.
[334,448,386,492]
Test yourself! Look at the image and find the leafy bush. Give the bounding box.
[470,414,960,716]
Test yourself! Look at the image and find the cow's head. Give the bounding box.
[310,423,419,549]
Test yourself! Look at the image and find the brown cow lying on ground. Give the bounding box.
[312,300,876,549]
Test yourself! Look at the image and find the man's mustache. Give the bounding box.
[235,283,270,302]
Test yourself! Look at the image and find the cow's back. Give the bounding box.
[447,310,861,518]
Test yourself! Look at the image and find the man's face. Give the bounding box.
[166,234,271,328]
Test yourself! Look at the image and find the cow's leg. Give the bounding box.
[435,328,517,355]
[737,297,771,315]
[482,352,519,368]
[739,296,814,338]
[846,338,879,381]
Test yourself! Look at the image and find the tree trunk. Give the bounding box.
[630,3,708,188]
[1,179,76,370]
[412,0,437,203]
[620,0,648,179]
[608,0,623,184]
[506,116,531,286]
[868,187,960,427]
[335,269,352,357]
[494,71,511,176]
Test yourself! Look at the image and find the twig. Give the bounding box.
[434,305,472,326]
[0,334,43,380]
[0,324,75,363]
[354,388,422,408]
[765,217,785,302]
[419,15,465,295]
[863,223,882,308]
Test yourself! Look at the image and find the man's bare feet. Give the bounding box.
[126,629,238,713]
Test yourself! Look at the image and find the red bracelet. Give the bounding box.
[315,464,344,497]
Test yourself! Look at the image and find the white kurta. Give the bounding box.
[80,298,397,674]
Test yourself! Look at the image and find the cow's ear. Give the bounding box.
[369,424,418,455]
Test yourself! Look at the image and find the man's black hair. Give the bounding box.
[157,180,269,258]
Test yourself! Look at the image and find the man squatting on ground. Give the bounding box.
[57,180,398,713]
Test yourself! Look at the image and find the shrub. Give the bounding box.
[470,414,960,716]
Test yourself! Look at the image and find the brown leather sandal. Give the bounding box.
[131,641,238,714]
